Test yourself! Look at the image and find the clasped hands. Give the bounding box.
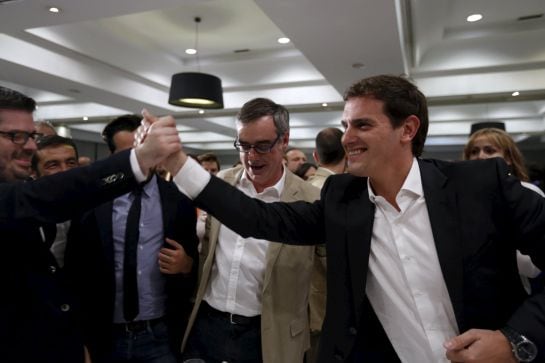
[133,109,188,178]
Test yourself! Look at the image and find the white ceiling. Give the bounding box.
[1,0,545,157]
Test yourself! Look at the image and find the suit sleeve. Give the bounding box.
[494,159,545,359]
[194,175,324,245]
[0,150,137,226]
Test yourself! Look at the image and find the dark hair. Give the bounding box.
[294,162,317,180]
[237,98,289,135]
[0,86,36,118]
[102,114,141,153]
[315,127,345,165]
[344,75,428,156]
[197,153,220,171]
[31,135,79,172]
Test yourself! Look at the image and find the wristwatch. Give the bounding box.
[500,326,538,362]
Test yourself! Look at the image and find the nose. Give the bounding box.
[341,127,353,146]
[23,137,38,152]
[476,150,488,160]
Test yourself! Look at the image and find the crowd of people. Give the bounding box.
[1,73,545,363]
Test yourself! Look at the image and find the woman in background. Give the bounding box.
[463,127,543,294]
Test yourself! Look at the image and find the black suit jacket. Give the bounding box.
[193,158,545,362]
[65,176,198,362]
[0,150,138,363]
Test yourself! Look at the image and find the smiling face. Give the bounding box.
[0,109,37,182]
[236,115,288,193]
[341,96,415,181]
[34,144,79,177]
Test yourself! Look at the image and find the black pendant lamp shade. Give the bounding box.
[168,72,224,109]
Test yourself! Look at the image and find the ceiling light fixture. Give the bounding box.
[82,116,88,121]
[198,109,205,114]
[169,17,224,109]
[277,37,290,44]
[48,6,60,13]
[512,91,520,97]
[466,14,483,22]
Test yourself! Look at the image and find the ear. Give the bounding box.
[400,115,420,144]
[312,150,320,164]
[280,132,289,150]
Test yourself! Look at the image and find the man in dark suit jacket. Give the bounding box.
[151,75,545,362]
[65,115,198,363]
[0,87,182,363]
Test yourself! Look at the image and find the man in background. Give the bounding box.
[197,152,220,175]
[66,114,199,363]
[285,147,307,172]
[31,134,80,267]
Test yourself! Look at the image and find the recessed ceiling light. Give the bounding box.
[48,6,61,13]
[322,103,328,107]
[466,14,483,22]
[185,48,197,55]
[82,116,88,121]
[198,109,205,114]
[277,37,290,44]
[512,91,520,97]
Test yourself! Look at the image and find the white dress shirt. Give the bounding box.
[204,171,286,316]
[366,158,458,362]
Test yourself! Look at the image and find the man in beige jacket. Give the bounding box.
[182,98,319,363]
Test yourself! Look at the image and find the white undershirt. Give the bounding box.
[366,158,458,362]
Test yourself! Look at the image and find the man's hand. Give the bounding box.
[134,111,181,174]
[158,237,193,274]
[444,329,516,363]
[137,109,188,176]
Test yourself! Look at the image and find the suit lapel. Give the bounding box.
[419,160,465,330]
[345,179,374,322]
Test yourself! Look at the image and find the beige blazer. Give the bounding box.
[307,167,332,333]
[182,166,320,363]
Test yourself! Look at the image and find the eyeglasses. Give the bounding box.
[0,131,44,145]
[234,134,282,154]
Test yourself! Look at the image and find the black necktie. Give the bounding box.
[123,187,142,321]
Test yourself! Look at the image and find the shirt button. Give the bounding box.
[348,326,357,335]
[48,265,57,274]
[60,304,70,312]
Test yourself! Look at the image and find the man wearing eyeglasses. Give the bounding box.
[181,98,320,363]
[0,91,42,183]
[0,86,183,363]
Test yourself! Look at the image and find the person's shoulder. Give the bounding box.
[286,170,320,199]
[419,157,507,175]
[217,165,244,180]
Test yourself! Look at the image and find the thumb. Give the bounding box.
[164,237,183,250]
[141,108,158,124]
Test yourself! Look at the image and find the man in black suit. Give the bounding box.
[151,75,545,362]
[0,87,182,363]
[65,115,199,363]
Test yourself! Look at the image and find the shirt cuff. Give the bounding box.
[172,156,211,199]
[129,149,147,183]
